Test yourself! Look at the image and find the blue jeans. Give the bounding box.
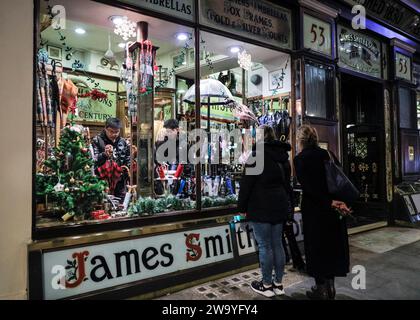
[252,222,286,285]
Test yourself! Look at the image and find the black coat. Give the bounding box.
[294,146,350,278]
[92,131,131,170]
[238,141,291,224]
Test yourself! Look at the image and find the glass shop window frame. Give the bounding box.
[32,0,296,240]
[32,0,206,239]
[398,85,417,130]
[303,60,335,120]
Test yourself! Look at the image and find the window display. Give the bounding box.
[34,0,294,230]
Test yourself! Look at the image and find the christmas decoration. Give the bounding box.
[78,89,108,101]
[36,119,107,220]
[238,50,252,71]
[91,210,111,220]
[128,195,195,216]
[201,195,238,208]
[114,16,136,41]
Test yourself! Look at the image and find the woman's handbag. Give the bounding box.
[325,151,360,203]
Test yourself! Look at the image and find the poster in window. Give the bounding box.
[269,69,285,91]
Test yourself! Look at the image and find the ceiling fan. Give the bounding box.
[99,34,119,71]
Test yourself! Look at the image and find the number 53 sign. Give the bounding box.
[303,14,332,56]
[395,52,412,82]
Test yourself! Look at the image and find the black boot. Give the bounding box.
[306,284,330,300]
[326,279,336,300]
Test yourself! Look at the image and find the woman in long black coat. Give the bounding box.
[293,125,350,300]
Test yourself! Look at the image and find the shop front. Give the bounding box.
[297,0,420,229]
[25,0,420,300]
[29,0,300,299]
[337,24,390,225]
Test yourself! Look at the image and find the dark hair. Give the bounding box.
[258,124,276,143]
[164,119,179,130]
[105,117,122,129]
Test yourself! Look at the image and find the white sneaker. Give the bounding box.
[272,281,285,296]
[250,280,275,298]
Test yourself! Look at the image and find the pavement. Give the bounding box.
[156,226,420,300]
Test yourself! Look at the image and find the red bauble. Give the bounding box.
[140,87,147,93]
[153,65,159,71]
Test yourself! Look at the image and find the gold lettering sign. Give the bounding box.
[200,0,292,49]
[337,25,382,79]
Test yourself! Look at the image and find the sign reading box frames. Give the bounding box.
[118,0,194,21]
[337,25,382,79]
[199,0,292,50]
[43,225,234,299]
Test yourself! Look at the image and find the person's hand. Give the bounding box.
[105,145,114,158]
[331,200,344,209]
[332,200,352,216]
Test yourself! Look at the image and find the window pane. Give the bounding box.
[35,0,196,228]
[198,31,292,209]
[305,63,329,118]
[399,87,414,129]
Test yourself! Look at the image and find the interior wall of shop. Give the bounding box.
[0,0,33,299]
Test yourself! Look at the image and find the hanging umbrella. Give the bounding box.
[183,79,235,177]
[183,79,234,105]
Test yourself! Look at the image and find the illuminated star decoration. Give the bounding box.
[114,17,137,41]
[238,50,252,71]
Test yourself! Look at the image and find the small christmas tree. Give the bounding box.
[37,115,107,221]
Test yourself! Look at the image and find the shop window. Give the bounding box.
[35,0,196,228]
[304,62,333,119]
[399,87,416,129]
[195,32,293,209]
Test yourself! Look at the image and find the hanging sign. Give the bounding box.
[199,0,292,49]
[395,52,412,82]
[303,14,332,56]
[42,225,234,299]
[337,25,382,79]
[342,0,420,40]
[119,0,194,21]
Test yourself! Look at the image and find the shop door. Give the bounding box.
[341,74,385,210]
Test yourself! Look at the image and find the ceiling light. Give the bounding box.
[75,28,86,35]
[118,43,126,49]
[109,15,124,25]
[230,46,242,54]
[176,33,189,41]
